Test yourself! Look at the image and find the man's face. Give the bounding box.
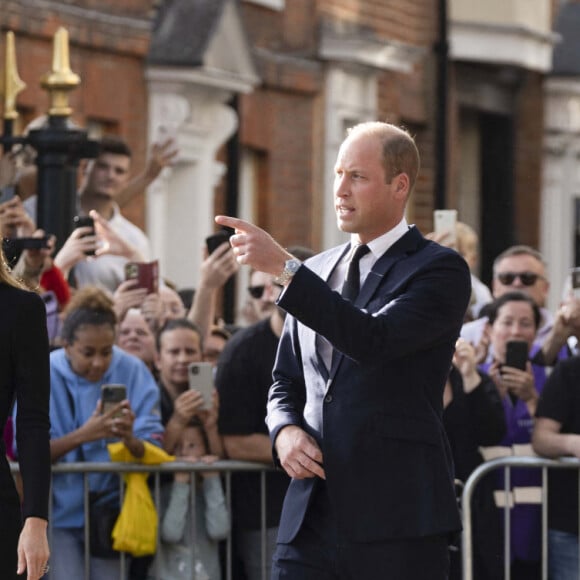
[492,254,549,308]
[156,328,202,391]
[84,152,130,198]
[247,271,282,321]
[333,132,406,244]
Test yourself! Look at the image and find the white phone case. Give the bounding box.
[188,362,214,410]
[434,209,458,245]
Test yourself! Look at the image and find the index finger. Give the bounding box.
[215,215,257,234]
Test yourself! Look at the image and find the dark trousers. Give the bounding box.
[272,481,450,580]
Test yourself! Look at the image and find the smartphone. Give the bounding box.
[73,215,96,256]
[434,209,458,245]
[504,340,528,370]
[101,384,127,416]
[2,236,50,251]
[188,362,214,410]
[124,260,159,294]
[571,267,580,300]
[205,230,233,255]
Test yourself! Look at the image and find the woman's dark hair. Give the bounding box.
[60,286,117,343]
[156,317,203,352]
[486,291,541,329]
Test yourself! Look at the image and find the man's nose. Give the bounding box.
[334,176,349,198]
[263,283,277,301]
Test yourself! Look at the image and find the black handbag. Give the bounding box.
[88,490,120,559]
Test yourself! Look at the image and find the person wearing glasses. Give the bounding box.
[215,246,313,580]
[460,245,568,365]
[240,269,283,325]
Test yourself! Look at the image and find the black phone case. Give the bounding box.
[206,230,232,255]
[505,341,528,370]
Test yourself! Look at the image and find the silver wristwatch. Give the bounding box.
[274,258,302,286]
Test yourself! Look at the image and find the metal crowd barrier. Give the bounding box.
[11,460,275,580]
[461,455,580,580]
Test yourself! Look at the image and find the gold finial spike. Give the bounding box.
[40,27,81,117]
[3,31,27,121]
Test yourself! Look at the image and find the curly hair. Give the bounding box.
[0,245,25,289]
[60,286,117,344]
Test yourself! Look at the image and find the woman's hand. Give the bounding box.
[488,359,508,400]
[17,516,49,580]
[198,389,219,431]
[80,400,132,442]
[501,361,538,407]
[453,339,480,393]
[113,279,148,322]
[0,196,35,237]
[173,390,205,425]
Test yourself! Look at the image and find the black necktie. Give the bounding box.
[341,244,370,301]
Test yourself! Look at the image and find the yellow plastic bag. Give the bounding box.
[107,441,174,557]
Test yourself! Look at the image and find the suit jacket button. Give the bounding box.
[324,394,333,403]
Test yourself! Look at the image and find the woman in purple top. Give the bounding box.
[479,291,545,580]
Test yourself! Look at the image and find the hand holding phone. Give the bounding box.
[125,260,159,294]
[73,215,96,256]
[504,340,529,370]
[101,384,127,417]
[206,230,233,255]
[188,362,214,410]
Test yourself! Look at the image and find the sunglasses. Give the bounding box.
[247,284,283,299]
[496,271,543,286]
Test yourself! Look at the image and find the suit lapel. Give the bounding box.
[329,227,424,377]
[356,226,423,308]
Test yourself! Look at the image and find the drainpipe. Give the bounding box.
[223,95,240,324]
[434,0,449,210]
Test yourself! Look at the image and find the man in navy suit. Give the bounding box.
[216,121,471,579]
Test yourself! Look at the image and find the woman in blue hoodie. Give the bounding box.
[47,287,163,579]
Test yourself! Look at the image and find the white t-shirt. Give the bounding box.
[72,204,151,293]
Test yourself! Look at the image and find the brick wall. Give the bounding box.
[513,70,544,249]
[0,0,150,228]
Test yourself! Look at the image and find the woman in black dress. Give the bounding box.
[0,247,51,579]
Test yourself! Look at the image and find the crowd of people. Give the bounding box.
[2,122,580,580]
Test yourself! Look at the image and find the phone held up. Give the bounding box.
[188,362,214,410]
[73,215,96,256]
[125,260,159,294]
[2,236,50,252]
[433,209,458,246]
[101,384,127,417]
[504,340,529,371]
[205,229,233,255]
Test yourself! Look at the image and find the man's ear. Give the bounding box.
[393,173,410,200]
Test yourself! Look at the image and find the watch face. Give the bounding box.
[287,259,301,274]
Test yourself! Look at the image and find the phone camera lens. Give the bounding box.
[191,366,199,375]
